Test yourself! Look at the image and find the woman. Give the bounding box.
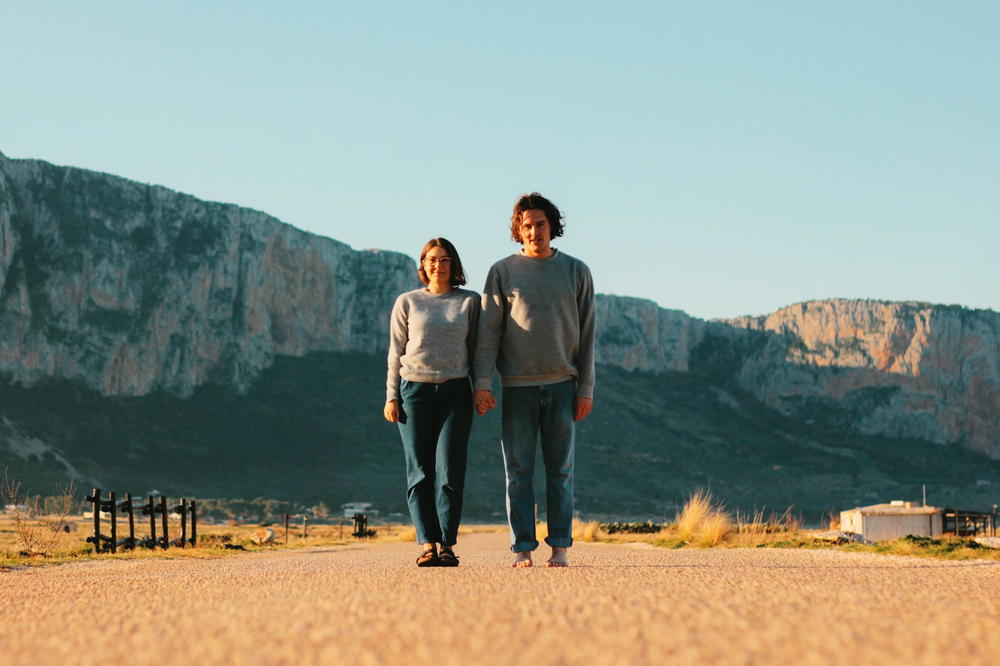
[384,238,479,567]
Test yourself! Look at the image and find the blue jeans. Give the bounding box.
[397,377,472,546]
[501,380,576,552]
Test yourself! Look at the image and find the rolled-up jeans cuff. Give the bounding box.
[510,539,539,553]
[545,536,573,548]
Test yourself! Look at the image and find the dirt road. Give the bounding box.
[3,532,998,665]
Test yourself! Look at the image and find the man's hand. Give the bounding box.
[574,397,593,422]
[383,400,400,423]
[474,389,496,416]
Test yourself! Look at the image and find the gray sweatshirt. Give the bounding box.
[474,249,596,399]
[386,287,480,402]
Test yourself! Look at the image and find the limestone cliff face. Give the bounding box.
[0,153,416,396]
[594,295,706,372]
[596,296,999,456]
[723,300,1000,457]
[1,153,997,458]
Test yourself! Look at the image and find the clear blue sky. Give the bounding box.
[2,2,997,319]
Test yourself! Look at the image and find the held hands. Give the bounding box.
[473,390,591,420]
[383,400,400,423]
[473,389,495,416]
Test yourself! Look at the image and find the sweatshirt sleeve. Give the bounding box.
[466,292,480,382]
[385,294,409,402]
[575,263,596,399]
[473,266,504,392]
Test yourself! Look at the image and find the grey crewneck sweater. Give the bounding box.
[474,249,596,398]
[385,287,479,402]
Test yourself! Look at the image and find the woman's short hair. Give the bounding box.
[509,192,565,243]
[417,237,467,287]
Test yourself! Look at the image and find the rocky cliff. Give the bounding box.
[0,152,415,396]
[1,152,997,458]
[597,293,999,457]
[723,300,1000,458]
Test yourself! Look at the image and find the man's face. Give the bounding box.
[519,209,552,257]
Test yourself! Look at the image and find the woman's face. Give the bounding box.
[423,245,452,284]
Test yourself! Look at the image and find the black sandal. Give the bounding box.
[416,545,439,567]
[438,547,459,567]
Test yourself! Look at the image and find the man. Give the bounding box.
[474,192,596,568]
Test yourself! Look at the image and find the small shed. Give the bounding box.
[840,501,943,541]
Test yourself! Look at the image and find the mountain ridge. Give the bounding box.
[0,152,997,519]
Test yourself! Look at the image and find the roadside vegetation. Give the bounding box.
[0,511,423,569]
[572,490,1000,561]
[0,469,509,569]
[4,474,995,568]
[1,468,384,569]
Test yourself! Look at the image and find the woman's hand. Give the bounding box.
[473,390,495,416]
[384,400,400,423]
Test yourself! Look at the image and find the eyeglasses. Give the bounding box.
[424,257,452,266]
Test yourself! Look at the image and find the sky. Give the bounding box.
[2,1,997,320]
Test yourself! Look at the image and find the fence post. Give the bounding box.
[160,496,169,549]
[121,493,135,550]
[353,513,370,538]
[179,499,188,548]
[190,500,197,547]
[86,488,102,553]
[284,513,290,545]
[302,515,308,539]
[108,491,117,554]
[147,495,157,549]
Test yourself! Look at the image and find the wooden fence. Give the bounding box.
[85,488,196,553]
[352,512,376,538]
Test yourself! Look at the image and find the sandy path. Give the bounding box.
[2,532,998,665]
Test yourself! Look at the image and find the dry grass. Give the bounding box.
[669,490,733,547]
[729,506,805,547]
[573,519,607,542]
[1,470,78,556]
[0,515,510,567]
[696,512,733,547]
[674,490,711,542]
[392,525,418,542]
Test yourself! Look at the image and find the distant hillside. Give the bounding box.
[0,151,997,519]
[2,352,998,523]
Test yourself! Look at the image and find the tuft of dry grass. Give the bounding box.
[2,469,78,556]
[729,506,805,546]
[675,490,712,542]
[573,519,607,542]
[697,512,733,547]
[670,490,732,546]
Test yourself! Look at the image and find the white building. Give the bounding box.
[840,500,943,541]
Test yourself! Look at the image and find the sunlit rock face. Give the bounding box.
[723,300,1000,458]
[594,295,706,372]
[593,296,998,458]
[0,152,416,396]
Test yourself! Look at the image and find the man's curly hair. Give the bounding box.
[510,192,565,243]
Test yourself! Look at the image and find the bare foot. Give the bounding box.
[512,551,533,568]
[546,546,569,567]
